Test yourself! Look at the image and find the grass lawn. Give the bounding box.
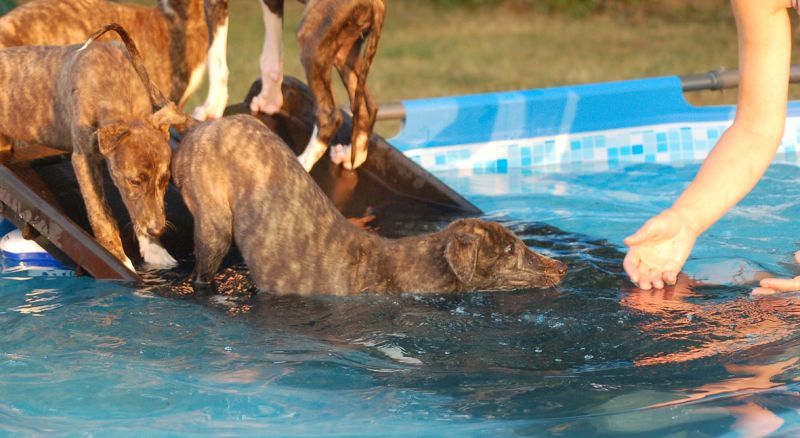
[212,1,748,106]
[90,2,800,134]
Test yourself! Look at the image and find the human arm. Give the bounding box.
[624,0,794,290]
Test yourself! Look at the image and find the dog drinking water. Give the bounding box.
[173,115,567,295]
[0,24,186,271]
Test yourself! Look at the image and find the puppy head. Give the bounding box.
[443,218,566,291]
[97,110,178,238]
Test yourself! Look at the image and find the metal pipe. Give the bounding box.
[375,101,405,122]
[343,101,406,122]
[373,65,800,121]
[681,65,800,91]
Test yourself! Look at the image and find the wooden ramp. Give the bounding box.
[0,77,480,282]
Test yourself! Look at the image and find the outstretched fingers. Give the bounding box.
[624,250,678,290]
[754,276,800,295]
[623,250,642,286]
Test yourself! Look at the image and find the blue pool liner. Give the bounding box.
[391,75,800,173]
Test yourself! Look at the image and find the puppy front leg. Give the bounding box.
[191,210,233,293]
[250,0,285,115]
[71,152,134,271]
[193,0,230,120]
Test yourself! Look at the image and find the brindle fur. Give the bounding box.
[297,0,385,170]
[0,0,207,106]
[202,0,385,170]
[0,24,185,268]
[173,115,567,295]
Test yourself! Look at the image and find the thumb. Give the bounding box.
[624,217,663,246]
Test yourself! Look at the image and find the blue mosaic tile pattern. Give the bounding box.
[403,118,800,174]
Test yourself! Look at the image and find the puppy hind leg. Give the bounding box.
[250,0,285,115]
[334,41,376,170]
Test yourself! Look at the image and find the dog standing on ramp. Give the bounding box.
[173,115,566,295]
[0,0,208,107]
[198,0,386,172]
[0,24,186,271]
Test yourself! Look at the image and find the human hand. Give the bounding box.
[623,208,700,290]
[752,251,800,295]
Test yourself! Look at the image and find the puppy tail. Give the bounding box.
[81,23,170,110]
[349,1,385,157]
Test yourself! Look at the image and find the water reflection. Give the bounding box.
[9,288,62,315]
[621,275,800,366]
[619,273,800,437]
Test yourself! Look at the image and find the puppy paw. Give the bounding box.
[192,96,228,121]
[344,133,370,170]
[123,256,135,272]
[249,88,283,115]
[343,150,368,171]
[138,235,178,270]
[329,144,351,166]
[297,137,327,172]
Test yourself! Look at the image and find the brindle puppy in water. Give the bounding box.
[173,115,567,295]
[0,24,186,271]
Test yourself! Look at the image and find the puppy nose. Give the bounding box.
[555,261,567,276]
[147,226,163,237]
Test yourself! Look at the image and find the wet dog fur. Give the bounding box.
[0,24,186,270]
[173,115,567,295]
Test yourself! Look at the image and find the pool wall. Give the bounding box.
[391,76,800,174]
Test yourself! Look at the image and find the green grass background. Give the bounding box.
[16,1,800,134]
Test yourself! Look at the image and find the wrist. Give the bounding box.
[666,205,703,238]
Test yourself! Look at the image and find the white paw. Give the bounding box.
[330,144,351,165]
[249,88,283,115]
[123,256,135,272]
[297,150,317,172]
[192,95,228,121]
[345,132,370,170]
[343,149,368,171]
[138,235,178,270]
[297,128,327,172]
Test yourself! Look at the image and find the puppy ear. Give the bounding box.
[97,123,130,156]
[445,233,481,285]
[149,102,192,136]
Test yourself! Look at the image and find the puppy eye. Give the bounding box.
[504,244,513,254]
[129,177,143,186]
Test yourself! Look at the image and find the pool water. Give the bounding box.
[3,162,800,436]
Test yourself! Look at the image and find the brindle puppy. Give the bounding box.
[0,0,208,106]
[0,24,186,271]
[198,0,385,172]
[173,115,567,295]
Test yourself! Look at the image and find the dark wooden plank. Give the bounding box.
[0,163,139,282]
[0,143,68,169]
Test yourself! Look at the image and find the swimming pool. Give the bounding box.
[4,74,800,435]
[2,157,800,436]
